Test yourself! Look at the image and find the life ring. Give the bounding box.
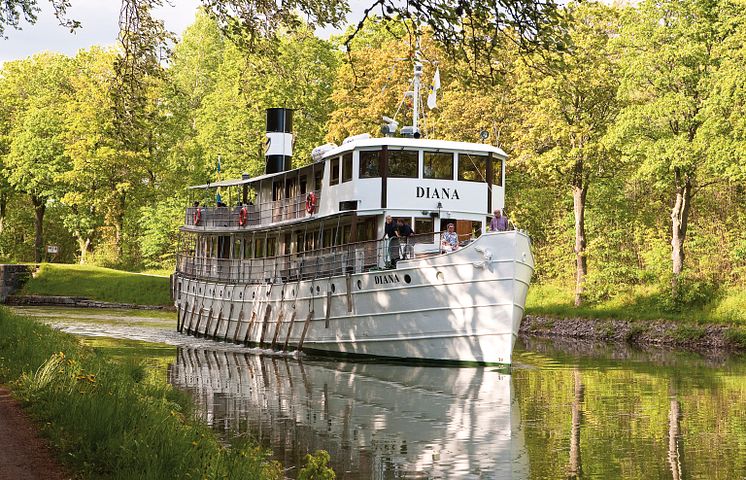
[238,206,248,226]
[306,192,317,214]
[193,208,202,226]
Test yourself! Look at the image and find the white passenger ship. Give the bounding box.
[173,62,534,365]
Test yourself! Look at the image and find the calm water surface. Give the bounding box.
[19,307,746,479]
[169,339,746,480]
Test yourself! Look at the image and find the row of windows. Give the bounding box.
[329,149,504,186]
[191,218,379,260]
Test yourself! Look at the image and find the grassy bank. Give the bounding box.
[0,307,282,480]
[20,264,171,306]
[526,283,746,325]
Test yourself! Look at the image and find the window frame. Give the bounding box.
[423,150,455,180]
[457,152,488,183]
[387,148,419,179]
[329,157,340,186]
[359,149,381,178]
[341,152,353,183]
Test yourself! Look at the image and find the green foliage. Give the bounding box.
[20,263,171,306]
[298,450,336,480]
[1,2,746,298]
[0,308,283,480]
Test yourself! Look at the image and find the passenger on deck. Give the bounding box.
[441,223,458,252]
[384,215,400,268]
[397,219,415,259]
[490,209,509,231]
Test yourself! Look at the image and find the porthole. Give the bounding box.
[404,274,412,284]
[310,287,314,294]
[239,292,243,299]
[331,284,336,293]
[316,286,321,294]
[219,290,223,296]
[357,280,362,290]
[252,291,256,299]
[436,271,444,281]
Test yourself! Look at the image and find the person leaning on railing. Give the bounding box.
[489,209,509,231]
[441,223,458,253]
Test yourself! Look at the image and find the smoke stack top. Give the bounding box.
[265,108,293,174]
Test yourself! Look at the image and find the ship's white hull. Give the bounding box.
[173,231,534,364]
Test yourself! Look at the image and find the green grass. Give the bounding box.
[20,264,172,306]
[0,307,283,480]
[526,282,746,325]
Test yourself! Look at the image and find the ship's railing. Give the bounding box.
[175,231,468,284]
[185,191,320,229]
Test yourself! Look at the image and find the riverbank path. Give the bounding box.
[0,387,71,480]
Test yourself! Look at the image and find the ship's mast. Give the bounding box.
[412,37,422,133]
[412,38,422,135]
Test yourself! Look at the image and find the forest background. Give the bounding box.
[1,0,745,315]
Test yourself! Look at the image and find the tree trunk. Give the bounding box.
[573,180,589,307]
[114,192,127,260]
[671,168,692,295]
[30,195,46,263]
[77,236,94,264]
[0,191,7,234]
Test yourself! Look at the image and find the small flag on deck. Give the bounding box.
[427,67,441,110]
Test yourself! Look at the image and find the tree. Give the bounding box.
[2,53,72,262]
[612,0,726,293]
[512,2,622,306]
[196,25,338,178]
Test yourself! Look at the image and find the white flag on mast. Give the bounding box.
[427,67,441,110]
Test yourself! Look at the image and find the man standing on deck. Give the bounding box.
[384,215,400,268]
[490,209,509,231]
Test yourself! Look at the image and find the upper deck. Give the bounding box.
[184,137,508,233]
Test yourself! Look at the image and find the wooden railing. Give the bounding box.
[186,191,320,229]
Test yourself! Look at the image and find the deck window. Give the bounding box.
[493,158,503,187]
[342,152,353,182]
[423,151,454,180]
[330,157,340,186]
[414,217,436,244]
[254,238,265,258]
[359,150,381,178]
[388,149,418,178]
[458,153,488,182]
[267,237,277,257]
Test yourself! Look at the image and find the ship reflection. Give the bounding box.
[169,348,526,479]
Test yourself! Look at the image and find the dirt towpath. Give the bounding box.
[0,387,71,480]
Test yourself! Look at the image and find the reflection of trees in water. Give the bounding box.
[169,347,515,479]
[568,367,584,479]
[668,381,683,480]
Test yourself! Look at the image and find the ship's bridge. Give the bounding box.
[317,137,506,219]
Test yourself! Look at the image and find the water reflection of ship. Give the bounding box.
[170,347,527,479]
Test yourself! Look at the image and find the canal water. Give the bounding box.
[16,307,746,479]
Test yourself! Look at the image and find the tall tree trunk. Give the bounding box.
[77,236,94,264]
[572,164,589,307]
[114,192,127,260]
[30,195,46,263]
[671,168,692,295]
[0,191,7,234]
